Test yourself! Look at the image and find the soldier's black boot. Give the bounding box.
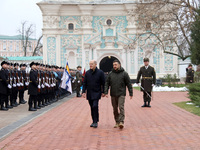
[34,102,41,109]
[147,101,151,107]
[1,105,8,111]
[141,102,147,107]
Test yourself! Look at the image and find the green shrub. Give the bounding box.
[188,82,200,106]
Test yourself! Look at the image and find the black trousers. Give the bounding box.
[19,90,25,102]
[28,95,37,108]
[88,99,99,123]
[143,91,151,102]
[0,94,7,107]
[12,88,18,104]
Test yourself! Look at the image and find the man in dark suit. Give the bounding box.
[136,58,156,107]
[0,61,9,111]
[82,60,105,128]
[28,62,38,111]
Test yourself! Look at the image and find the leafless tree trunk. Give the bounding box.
[18,21,34,56]
[32,35,43,56]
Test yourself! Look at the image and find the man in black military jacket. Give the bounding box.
[13,63,21,106]
[76,66,82,97]
[28,62,38,111]
[136,58,156,107]
[186,64,194,83]
[19,64,27,104]
[0,61,9,111]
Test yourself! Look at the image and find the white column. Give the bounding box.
[134,46,138,74]
[122,49,126,69]
[56,35,61,66]
[93,48,97,60]
[43,35,48,64]
[82,35,86,70]
[127,49,131,74]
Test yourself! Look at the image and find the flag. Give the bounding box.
[61,61,72,94]
[82,68,86,82]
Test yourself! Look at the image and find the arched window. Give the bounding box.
[68,23,74,30]
[106,19,112,26]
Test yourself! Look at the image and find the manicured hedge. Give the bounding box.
[188,82,200,106]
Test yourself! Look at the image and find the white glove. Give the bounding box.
[78,80,80,83]
[42,84,45,88]
[138,83,141,86]
[48,84,50,88]
[38,85,41,89]
[72,80,75,83]
[20,83,24,86]
[51,84,53,87]
[152,84,155,87]
[17,83,21,87]
[8,84,12,89]
[13,84,16,87]
[39,78,41,82]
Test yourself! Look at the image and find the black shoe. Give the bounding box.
[11,103,17,107]
[141,102,147,107]
[34,106,41,109]
[141,104,147,107]
[1,107,8,111]
[29,108,37,111]
[6,105,13,109]
[93,123,98,128]
[20,101,26,104]
[147,105,151,108]
[90,123,95,127]
[39,104,44,108]
[15,102,19,106]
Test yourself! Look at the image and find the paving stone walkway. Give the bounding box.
[0,89,200,150]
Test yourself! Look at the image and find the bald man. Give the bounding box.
[82,60,105,128]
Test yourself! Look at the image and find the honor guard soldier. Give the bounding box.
[186,64,194,83]
[76,66,82,97]
[0,61,9,111]
[28,62,38,111]
[19,64,27,104]
[13,63,21,106]
[136,58,156,107]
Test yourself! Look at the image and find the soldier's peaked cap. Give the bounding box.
[143,58,149,62]
[1,61,7,66]
[30,62,35,68]
[14,63,19,67]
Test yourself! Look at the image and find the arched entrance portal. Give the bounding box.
[99,56,118,73]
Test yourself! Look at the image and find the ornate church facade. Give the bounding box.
[37,0,178,78]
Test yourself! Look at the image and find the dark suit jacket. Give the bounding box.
[28,69,38,95]
[82,67,105,100]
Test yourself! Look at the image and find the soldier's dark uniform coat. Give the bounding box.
[28,69,38,95]
[0,68,9,95]
[136,65,156,92]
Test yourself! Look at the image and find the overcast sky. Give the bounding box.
[0,0,42,38]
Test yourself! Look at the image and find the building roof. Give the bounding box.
[40,0,138,4]
[0,35,36,41]
[3,56,43,61]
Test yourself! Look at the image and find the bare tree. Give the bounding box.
[18,21,34,56]
[134,0,199,61]
[32,35,43,56]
